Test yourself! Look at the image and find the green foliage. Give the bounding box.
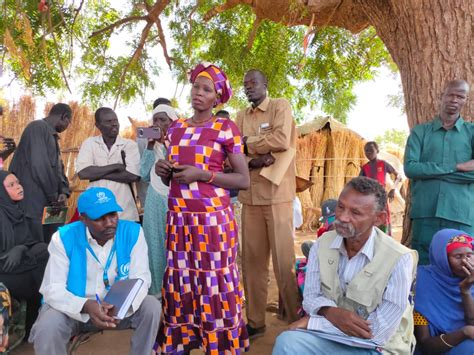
[1,0,394,119]
[0,0,75,94]
[375,129,408,149]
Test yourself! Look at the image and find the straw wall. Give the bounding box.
[296,124,366,230]
[322,130,366,201]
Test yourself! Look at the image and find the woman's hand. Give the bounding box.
[0,246,26,272]
[173,165,209,185]
[460,258,474,292]
[155,159,175,178]
[462,325,474,339]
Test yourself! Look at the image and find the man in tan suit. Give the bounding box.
[236,69,300,338]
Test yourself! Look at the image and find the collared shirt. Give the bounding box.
[10,119,70,219]
[404,116,474,224]
[235,97,296,205]
[303,229,414,345]
[76,136,140,221]
[40,226,150,323]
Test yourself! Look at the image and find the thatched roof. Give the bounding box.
[297,116,364,139]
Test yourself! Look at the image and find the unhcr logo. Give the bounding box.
[95,191,111,204]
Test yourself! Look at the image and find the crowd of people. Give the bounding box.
[0,65,472,355]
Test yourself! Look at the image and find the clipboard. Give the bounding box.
[259,147,296,186]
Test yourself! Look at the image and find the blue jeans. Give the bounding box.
[273,330,381,355]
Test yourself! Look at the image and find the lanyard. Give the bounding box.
[86,241,116,291]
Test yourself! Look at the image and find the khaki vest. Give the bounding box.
[317,229,418,355]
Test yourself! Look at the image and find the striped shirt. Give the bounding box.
[303,228,414,345]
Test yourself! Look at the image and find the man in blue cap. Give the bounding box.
[29,187,161,355]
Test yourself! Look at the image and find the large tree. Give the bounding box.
[1,0,392,121]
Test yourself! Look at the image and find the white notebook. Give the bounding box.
[103,278,144,320]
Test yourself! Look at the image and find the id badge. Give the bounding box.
[259,122,271,134]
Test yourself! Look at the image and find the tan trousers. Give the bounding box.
[242,202,301,328]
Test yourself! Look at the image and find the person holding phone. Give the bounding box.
[139,104,178,297]
[155,63,250,354]
[76,107,141,221]
[0,136,16,170]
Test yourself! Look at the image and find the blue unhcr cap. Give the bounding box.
[77,187,123,220]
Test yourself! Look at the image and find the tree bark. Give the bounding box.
[354,0,473,242]
[355,0,473,128]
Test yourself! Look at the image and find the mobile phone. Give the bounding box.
[136,127,161,140]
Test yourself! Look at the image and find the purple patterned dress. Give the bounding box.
[158,117,249,354]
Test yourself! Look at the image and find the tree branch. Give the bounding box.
[247,17,261,49]
[89,15,147,38]
[47,8,72,93]
[155,17,172,70]
[113,21,154,108]
[203,0,252,22]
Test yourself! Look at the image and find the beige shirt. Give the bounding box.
[76,136,140,221]
[235,97,296,205]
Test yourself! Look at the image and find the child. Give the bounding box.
[360,141,402,235]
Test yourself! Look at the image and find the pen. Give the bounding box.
[95,294,104,312]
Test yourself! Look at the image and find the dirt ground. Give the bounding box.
[12,228,402,355]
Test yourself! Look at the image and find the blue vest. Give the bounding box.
[59,220,140,297]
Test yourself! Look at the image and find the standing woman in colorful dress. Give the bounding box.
[155,63,250,354]
[140,104,178,297]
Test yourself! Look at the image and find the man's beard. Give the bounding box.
[334,219,358,239]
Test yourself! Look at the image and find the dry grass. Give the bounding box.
[296,129,329,231]
[296,124,366,229]
[0,96,35,168]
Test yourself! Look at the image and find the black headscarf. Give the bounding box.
[0,171,30,253]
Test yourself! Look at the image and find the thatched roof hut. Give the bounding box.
[296,116,367,229]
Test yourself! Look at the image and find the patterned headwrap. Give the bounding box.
[189,63,232,106]
[446,234,473,254]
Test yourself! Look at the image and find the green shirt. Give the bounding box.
[404,116,474,224]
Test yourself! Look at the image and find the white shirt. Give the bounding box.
[76,136,140,221]
[40,227,151,322]
[303,228,414,345]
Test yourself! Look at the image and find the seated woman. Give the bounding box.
[0,171,48,336]
[414,228,474,354]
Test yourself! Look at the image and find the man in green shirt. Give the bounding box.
[404,79,472,264]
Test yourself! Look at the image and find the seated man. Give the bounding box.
[273,177,418,354]
[29,187,160,355]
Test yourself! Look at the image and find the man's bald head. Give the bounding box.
[443,79,469,94]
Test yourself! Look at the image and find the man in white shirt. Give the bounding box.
[29,187,160,355]
[76,107,140,221]
[273,177,418,354]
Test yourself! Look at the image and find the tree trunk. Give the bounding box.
[354,0,473,243]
